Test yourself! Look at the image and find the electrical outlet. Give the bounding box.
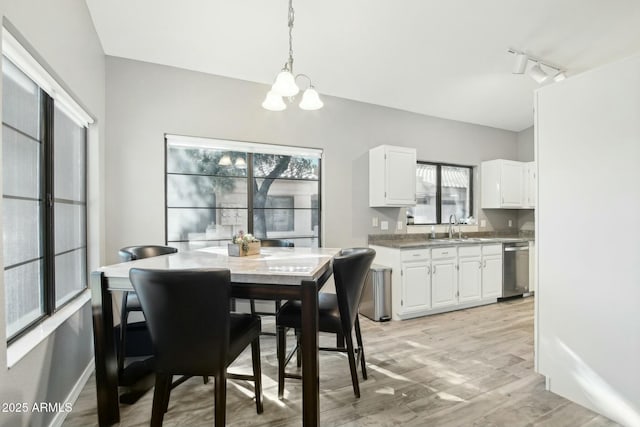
[397,221,403,230]
[372,217,378,227]
[381,221,389,231]
[508,219,513,227]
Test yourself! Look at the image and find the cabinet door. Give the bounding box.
[501,162,524,207]
[528,162,536,208]
[431,259,457,308]
[482,254,502,298]
[385,147,416,205]
[459,256,482,303]
[400,261,431,314]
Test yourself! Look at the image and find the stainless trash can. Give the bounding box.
[359,264,392,321]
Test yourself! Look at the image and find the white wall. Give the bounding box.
[104,57,520,262]
[0,1,105,426]
[536,54,640,425]
[517,125,534,162]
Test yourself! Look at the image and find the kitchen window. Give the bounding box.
[165,135,322,250]
[2,31,92,343]
[408,162,473,225]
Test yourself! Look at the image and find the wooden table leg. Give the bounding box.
[90,272,120,426]
[300,279,320,427]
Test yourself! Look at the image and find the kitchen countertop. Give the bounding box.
[368,234,534,249]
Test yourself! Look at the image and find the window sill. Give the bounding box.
[7,290,91,368]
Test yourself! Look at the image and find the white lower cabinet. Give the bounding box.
[481,245,503,298]
[459,256,482,303]
[400,260,431,314]
[431,249,457,308]
[370,243,505,321]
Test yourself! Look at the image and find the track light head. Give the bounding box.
[529,63,551,84]
[512,53,528,74]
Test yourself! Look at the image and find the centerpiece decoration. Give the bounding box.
[228,230,261,257]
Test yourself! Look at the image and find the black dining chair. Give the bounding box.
[117,245,178,374]
[130,268,263,426]
[249,239,294,336]
[276,247,375,399]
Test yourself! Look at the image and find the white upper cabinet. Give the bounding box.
[481,159,535,209]
[523,161,537,208]
[369,145,417,207]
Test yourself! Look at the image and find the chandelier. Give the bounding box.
[262,0,323,111]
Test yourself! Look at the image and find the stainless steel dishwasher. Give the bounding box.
[502,242,529,298]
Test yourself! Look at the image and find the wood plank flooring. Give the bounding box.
[64,297,618,426]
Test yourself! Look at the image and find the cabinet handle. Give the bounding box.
[427,265,431,274]
[478,262,482,269]
[433,265,436,274]
[483,260,487,268]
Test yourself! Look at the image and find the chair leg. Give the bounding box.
[250,299,256,315]
[344,332,361,398]
[151,373,171,426]
[214,373,227,427]
[118,292,129,374]
[354,316,367,380]
[163,376,172,413]
[336,332,345,349]
[203,376,209,384]
[277,325,286,399]
[251,336,263,413]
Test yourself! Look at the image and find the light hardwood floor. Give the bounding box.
[64,297,619,426]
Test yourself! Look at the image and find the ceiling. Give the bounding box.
[85,0,640,132]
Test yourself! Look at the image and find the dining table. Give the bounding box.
[90,245,340,427]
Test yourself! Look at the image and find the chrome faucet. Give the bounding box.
[448,214,457,239]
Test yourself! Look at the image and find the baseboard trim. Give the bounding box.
[49,358,95,427]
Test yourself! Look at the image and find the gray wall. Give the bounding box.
[0,1,105,426]
[517,125,535,161]
[105,57,519,261]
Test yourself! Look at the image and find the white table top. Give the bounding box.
[98,246,341,289]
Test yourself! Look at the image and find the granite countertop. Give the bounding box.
[368,233,534,249]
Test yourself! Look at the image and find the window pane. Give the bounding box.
[2,127,41,198]
[167,146,247,177]
[4,261,44,338]
[252,178,319,244]
[54,105,85,202]
[53,105,87,308]
[2,199,42,267]
[54,203,86,253]
[167,208,248,242]
[2,56,44,339]
[2,58,40,140]
[441,166,471,222]
[253,154,319,179]
[55,249,86,307]
[409,164,437,224]
[167,175,247,208]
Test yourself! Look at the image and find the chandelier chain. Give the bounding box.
[287,0,295,72]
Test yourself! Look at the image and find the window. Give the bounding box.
[165,135,321,250]
[2,30,91,342]
[408,162,473,225]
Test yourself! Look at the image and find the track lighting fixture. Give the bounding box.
[508,49,566,85]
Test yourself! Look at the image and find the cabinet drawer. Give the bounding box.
[482,244,502,255]
[431,247,456,259]
[458,245,481,257]
[401,249,429,262]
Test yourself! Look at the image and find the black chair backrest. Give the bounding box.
[129,268,231,375]
[333,248,376,333]
[119,245,178,262]
[260,239,294,248]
